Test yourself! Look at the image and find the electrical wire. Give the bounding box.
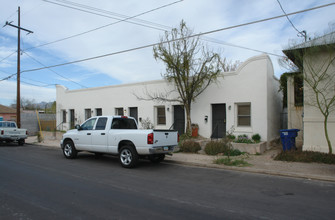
[22,51,87,88]
[24,0,182,50]
[20,2,335,74]
[276,0,307,39]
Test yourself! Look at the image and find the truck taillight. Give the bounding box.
[1,130,3,135]
[26,131,28,135]
[178,133,180,142]
[147,133,154,145]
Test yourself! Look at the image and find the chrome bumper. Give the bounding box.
[149,146,175,154]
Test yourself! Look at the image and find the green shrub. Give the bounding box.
[179,140,201,153]
[235,135,253,144]
[204,141,244,156]
[228,149,243,156]
[204,141,228,155]
[252,134,261,143]
[227,134,235,141]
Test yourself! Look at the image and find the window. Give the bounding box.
[85,109,91,120]
[237,103,251,126]
[294,74,303,106]
[81,118,97,130]
[95,117,107,130]
[115,108,124,116]
[62,110,66,123]
[111,118,137,129]
[96,108,102,116]
[157,106,166,125]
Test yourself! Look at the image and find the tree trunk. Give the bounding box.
[324,114,333,154]
[185,104,192,136]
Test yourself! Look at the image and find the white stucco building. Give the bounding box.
[56,54,282,145]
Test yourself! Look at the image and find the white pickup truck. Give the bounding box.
[60,116,179,168]
[0,121,28,145]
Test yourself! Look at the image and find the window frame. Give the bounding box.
[62,110,66,123]
[236,103,251,127]
[156,106,166,125]
[85,108,92,120]
[115,108,124,116]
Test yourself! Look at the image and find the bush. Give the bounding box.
[204,141,228,155]
[252,134,261,143]
[235,135,253,144]
[227,134,235,141]
[275,149,335,164]
[204,141,244,156]
[229,149,243,156]
[179,140,201,153]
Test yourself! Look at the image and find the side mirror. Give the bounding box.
[75,124,82,130]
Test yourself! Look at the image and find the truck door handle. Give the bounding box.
[87,133,91,135]
[101,133,105,135]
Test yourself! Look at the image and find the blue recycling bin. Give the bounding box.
[280,129,300,151]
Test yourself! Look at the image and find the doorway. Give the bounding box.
[211,104,226,139]
[173,105,185,135]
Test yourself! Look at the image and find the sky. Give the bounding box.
[0,0,334,106]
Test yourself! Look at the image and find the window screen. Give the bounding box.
[237,104,251,126]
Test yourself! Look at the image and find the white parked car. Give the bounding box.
[0,121,28,145]
[60,116,179,168]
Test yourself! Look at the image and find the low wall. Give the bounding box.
[231,142,267,154]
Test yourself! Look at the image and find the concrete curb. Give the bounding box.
[26,138,335,183]
[163,158,335,183]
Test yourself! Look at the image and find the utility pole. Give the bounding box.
[4,7,33,128]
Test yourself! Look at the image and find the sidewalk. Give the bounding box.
[26,133,335,182]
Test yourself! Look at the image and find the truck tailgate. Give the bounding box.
[153,130,178,146]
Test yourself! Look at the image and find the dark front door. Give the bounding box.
[129,107,138,123]
[211,104,226,139]
[70,109,75,129]
[173,105,185,135]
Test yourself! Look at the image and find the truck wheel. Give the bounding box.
[18,139,25,146]
[63,140,77,159]
[149,154,165,163]
[119,145,138,168]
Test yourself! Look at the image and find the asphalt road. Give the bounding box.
[1,144,335,220]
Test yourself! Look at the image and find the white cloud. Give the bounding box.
[0,0,334,105]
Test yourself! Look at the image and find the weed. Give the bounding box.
[214,158,250,167]
[275,149,335,164]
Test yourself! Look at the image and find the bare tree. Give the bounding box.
[152,20,224,135]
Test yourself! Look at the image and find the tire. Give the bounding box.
[119,145,139,168]
[63,140,78,159]
[148,154,165,163]
[18,139,25,146]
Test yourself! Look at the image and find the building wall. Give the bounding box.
[0,113,16,121]
[56,54,281,142]
[303,49,335,153]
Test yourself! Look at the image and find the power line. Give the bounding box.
[20,2,335,74]
[24,0,182,50]
[22,51,87,88]
[276,0,307,41]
